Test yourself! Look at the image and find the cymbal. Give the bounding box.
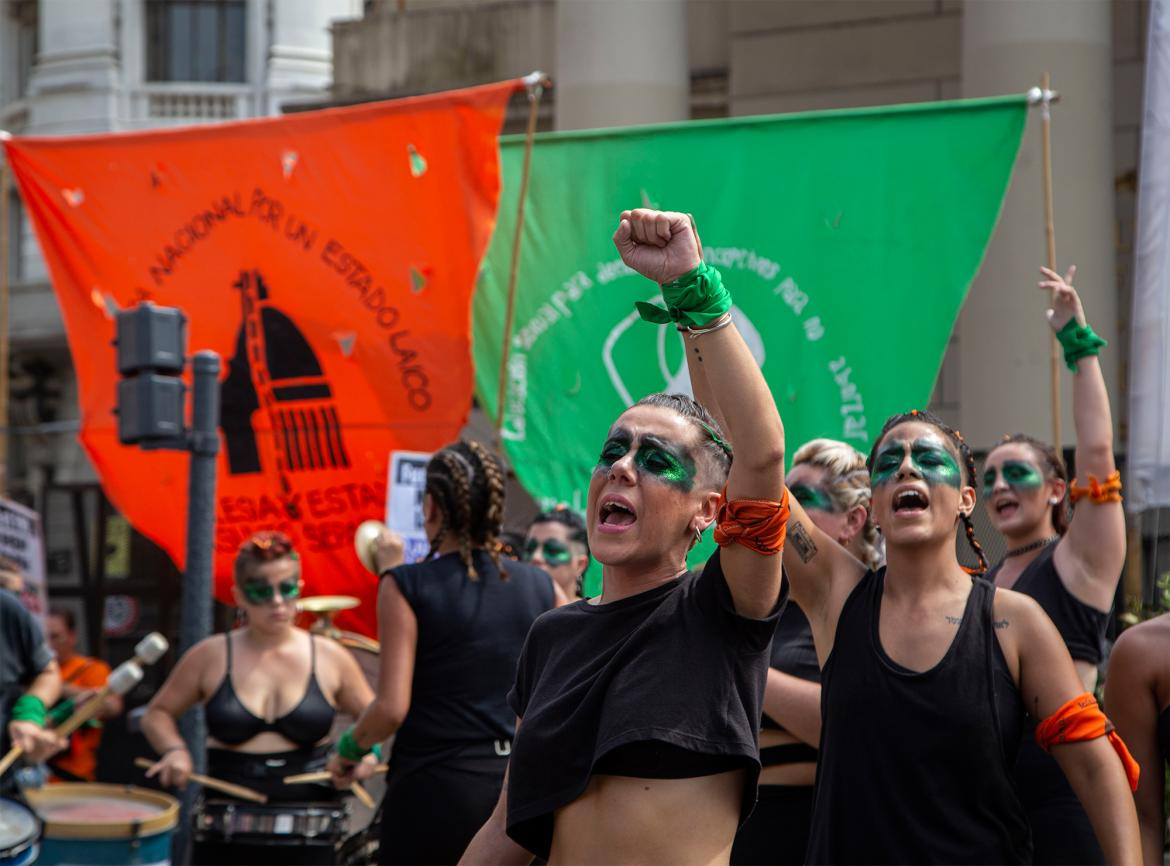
[298,595,360,614]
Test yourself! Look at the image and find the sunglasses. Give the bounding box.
[241,578,301,605]
[522,538,573,566]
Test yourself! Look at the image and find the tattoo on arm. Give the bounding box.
[993,619,1009,630]
[945,615,961,625]
[788,520,817,564]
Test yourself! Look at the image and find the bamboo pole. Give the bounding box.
[493,73,549,447]
[1038,72,1062,453]
[0,154,10,497]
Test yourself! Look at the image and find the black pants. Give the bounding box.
[378,752,507,865]
[730,784,814,866]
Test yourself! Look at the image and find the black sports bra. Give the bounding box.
[205,632,335,748]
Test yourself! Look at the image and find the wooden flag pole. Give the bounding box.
[494,72,549,447]
[1038,73,1062,452]
[0,149,10,497]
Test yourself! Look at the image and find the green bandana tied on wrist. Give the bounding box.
[336,727,383,763]
[635,261,732,328]
[1056,318,1107,371]
[12,694,46,727]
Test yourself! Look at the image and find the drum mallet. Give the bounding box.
[0,661,144,777]
[57,633,168,739]
[133,757,268,804]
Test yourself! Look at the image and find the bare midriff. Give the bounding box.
[758,728,816,787]
[549,770,744,865]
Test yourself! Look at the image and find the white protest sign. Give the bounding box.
[386,451,432,564]
[0,497,49,621]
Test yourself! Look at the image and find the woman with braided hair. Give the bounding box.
[328,440,557,865]
[732,438,880,865]
[981,266,1126,865]
[778,404,1139,863]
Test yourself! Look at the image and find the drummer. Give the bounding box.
[142,532,379,862]
[1,584,64,792]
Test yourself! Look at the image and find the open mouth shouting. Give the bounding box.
[892,485,930,517]
[598,494,638,533]
[991,495,1020,520]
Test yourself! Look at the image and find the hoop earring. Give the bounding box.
[693,527,702,548]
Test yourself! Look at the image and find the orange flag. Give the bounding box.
[4,81,520,636]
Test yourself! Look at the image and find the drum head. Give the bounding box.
[24,783,179,839]
[0,798,39,854]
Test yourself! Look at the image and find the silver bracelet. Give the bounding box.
[677,313,733,340]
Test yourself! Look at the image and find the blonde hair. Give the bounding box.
[792,438,883,571]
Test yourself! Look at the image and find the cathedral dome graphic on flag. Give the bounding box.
[221,269,350,481]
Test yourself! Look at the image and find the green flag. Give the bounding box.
[474,96,1026,592]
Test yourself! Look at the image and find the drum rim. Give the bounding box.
[24,783,179,840]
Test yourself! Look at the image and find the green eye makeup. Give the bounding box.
[873,438,962,490]
[982,460,1045,497]
[790,482,836,513]
[595,430,697,492]
[523,538,573,566]
[242,578,301,605]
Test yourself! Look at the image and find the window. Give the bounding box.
[145,0,246,83]
[9,0,38,100]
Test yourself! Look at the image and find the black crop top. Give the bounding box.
[986,541,1109,664]
[505,551,782,859]
[1159,705,1170,768]
[205,631,335,748]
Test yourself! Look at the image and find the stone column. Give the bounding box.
[958,0,1116,450]
[265,0,362,113]
[26,0,120,134]
[555,0,689,131]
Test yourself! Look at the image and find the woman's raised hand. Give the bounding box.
[613,209,702,285]
[1040,265,1086,332]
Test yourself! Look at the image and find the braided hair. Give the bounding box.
[425,440,509,580]
[866,409,988,575]
[989,433,1069,535]
[791,438,883,571]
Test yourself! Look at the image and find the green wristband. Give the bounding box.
[11,695,46,727]
[634,261,732,328]
[1056,319,1107,372]
[47,698,75,727]
[336,727,371,763]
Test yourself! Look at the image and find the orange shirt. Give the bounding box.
[51,655,110,782]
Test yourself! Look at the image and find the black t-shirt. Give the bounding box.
[0,590,54,753]
[505,550,782,859]
[387,551,555,769]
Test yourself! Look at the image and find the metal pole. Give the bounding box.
[0,159,11,497]
[176,349,220,861]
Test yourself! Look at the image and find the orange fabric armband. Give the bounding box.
[712,486,789,556]
[1035,692,1140,792]
[1068,470,1122,505]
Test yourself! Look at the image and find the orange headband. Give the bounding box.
[1035,692,1139,791]
[713,486,789,556]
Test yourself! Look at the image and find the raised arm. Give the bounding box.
[1104,622,1165,865]
[614,208,783,618]
[1043,266,1125,612]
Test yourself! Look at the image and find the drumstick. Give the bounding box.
[351,781,376,808]
[283,764,388,785]
[133,757,268,804]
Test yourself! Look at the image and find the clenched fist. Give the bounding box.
[613,209,702,285]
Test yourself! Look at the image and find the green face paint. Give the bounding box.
[595,429,697,492]
[242,578,300,605]
[523,537,573,566]
[873,437,962,490]
[790,482,836,513]
[982,460,1045,498]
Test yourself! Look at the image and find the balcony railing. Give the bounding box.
[127,84,255,128]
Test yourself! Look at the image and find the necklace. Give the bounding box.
[1005,535,1059,558]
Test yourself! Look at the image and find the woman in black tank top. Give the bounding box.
[780,408,1139,864]
[1105,612,1170,864]
[980,267,1126,865]
[142,531,377,864]
[731,438,881,866]
[326,440,558,865]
